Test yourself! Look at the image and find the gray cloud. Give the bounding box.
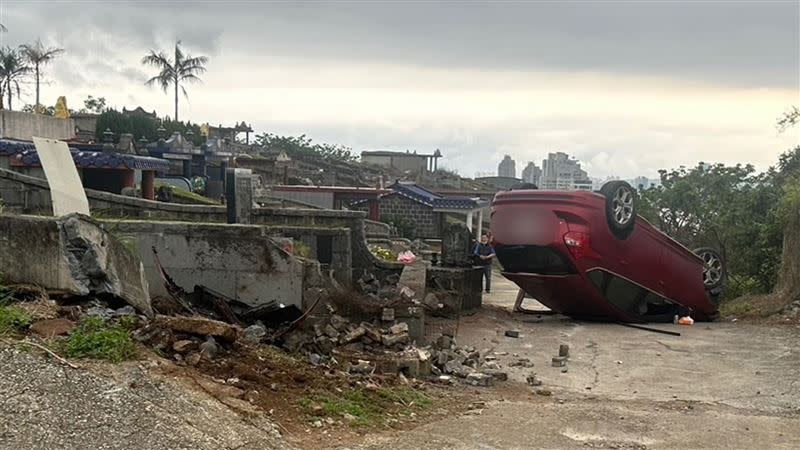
[3,1,798,88]
[0,1,797,179]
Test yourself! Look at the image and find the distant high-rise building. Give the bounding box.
[498,155,516,178]
[521,162,542,186]
[540,152,591,190]
[632,176,650,190]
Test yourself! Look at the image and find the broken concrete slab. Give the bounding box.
[349,360,373,374]
[0,214,153,317]
[155,315,240,342]
[398,261,428,299]
[526,373,543,386]
[505,330,521,338]
[395,306,425,344]
[466,372,494,387]
[481,369,508,382]
[105,220,304,311]
[382,332,409,346]
[340,326,366,344]
[389,322,409,335]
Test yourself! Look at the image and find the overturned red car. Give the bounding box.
[491,181,725,322]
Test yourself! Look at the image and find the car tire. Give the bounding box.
[693,247,727,295]
[600,181,636,239]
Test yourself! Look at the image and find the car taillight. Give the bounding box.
[563,231,593,259]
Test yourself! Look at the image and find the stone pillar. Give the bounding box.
[226,168,253,224]
[141,170,155,200]
[368,198,380,221]
[476,209,483,238]
[220,160,229,193]
[121,169,135,190]
[466,210,473,232]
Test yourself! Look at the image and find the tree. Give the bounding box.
[19,39,64,110]
[141,41,207,122]
[80,95,107,114]
[777,106,799,132]
[22,103,55,115]
[255,132,357,163]
[94,109,202,146]
[0,47,31,111]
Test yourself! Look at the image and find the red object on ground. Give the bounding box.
[490,189,719,323]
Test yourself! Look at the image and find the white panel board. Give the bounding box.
[32,137,90,216]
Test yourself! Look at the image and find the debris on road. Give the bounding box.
[504,329,521,338]
[559,343,570,357]
[678,316,695,325]
[526,373,542,386]
[551,356,567,367]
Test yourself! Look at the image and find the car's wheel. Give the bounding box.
[694,247,726,293]
[600,181,636,239]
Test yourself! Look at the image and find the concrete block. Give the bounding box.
[505,330,521,338]
[466,372,494,387]
[0,214,153,317]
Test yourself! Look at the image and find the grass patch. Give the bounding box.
[720,301,760,318]
[299,386,432,427]
[155,182,220,205]
[61,316,136,363]
[0,303,32,334]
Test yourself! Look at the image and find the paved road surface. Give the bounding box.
[349,274,800,449]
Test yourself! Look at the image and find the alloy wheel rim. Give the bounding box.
[700,251,723,286]
[612,186,634,225]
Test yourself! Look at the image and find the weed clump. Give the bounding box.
[0,304,32,334]
[62,316,136,362]
[299,386,432,427]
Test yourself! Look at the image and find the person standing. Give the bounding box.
[474,233,496,293]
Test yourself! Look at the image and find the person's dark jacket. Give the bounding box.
[473,243,495,266]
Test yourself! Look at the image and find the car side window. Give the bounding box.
[587,269,674,316]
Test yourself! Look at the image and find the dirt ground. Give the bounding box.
[336,275,800,449]
[2,274,799,449]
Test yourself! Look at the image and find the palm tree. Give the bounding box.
[20,39,64,110]
[0,47,31,111]
[141,41,208,122]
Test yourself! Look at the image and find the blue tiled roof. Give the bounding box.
[389,181,488,210]
[0,138,170,172]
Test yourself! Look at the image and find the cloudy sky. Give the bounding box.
[1,1,798,179]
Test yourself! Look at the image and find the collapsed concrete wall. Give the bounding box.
[1,167,400,282]
[105,220,304,309]
[0,214,153,316]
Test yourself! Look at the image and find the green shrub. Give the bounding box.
[0,304,32,334]
[62,316,136,362]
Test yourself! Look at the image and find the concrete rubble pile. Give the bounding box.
[354,269,459,318]
[279,311,507,387]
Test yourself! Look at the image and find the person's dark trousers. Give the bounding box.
[482,264,492,292]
